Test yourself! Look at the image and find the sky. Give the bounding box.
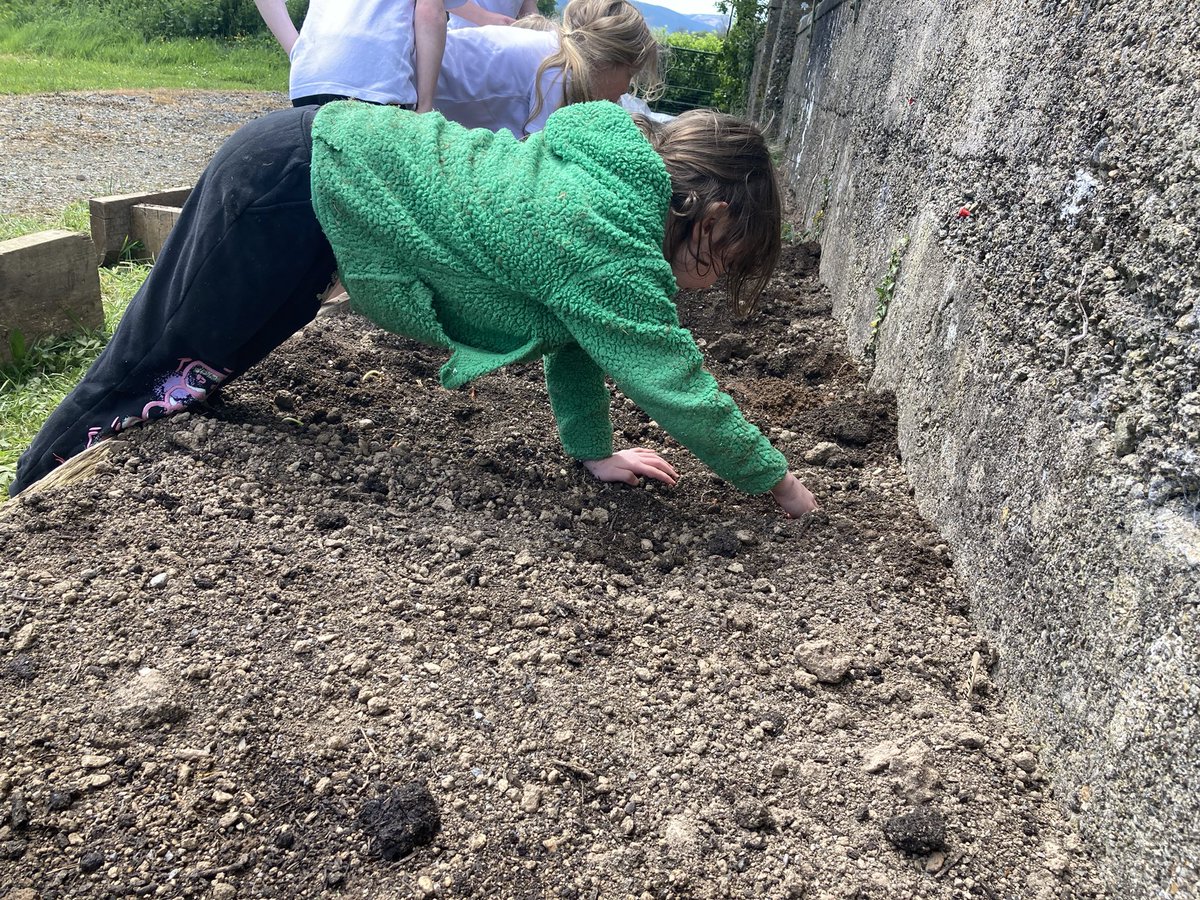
[651,0,724,17]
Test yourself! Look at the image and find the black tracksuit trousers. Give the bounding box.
[11,106,337,496]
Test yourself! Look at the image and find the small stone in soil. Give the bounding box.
[882,807,948,855]
[359,781,442,861]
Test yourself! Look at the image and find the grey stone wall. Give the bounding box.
[758,0,1199,895]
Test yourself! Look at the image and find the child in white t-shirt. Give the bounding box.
[255,0,468,111]
[438,0,660,137]
[450,0,539,29]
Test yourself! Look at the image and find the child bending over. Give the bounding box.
[437,0,660,137]
[9,102,818,517]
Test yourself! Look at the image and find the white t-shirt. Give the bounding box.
[290,0,466,105]
[448,0,524,29]
[436,27,567,137]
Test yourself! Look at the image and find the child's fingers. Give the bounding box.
[627,448,679,481]
[633,459,678,486]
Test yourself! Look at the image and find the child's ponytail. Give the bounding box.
[525,0,660,134]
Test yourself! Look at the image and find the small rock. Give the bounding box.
[367,696,391,716]
[882,807,947,855]
[9,789,30,831]
[149,573,169,589]
[83,774,112,790]
[956,729,986,750]
[81,755,112,769]
[417,874,436,895]
[12,623,36,652]
[795,640,853,684]
[79,850,105,873]
[803,441,841,465]
[212,790,234,805]
[862,742,900,774]
[770,760,789,778]
[893,743,941,804]
[520,785,542,813]
[1013,750,1038,773]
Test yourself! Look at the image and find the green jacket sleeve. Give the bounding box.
[543,343,614,461]
[544,259,789,495]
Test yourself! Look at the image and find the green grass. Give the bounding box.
[0,201,91,242]
[0,6,288,93]
[0,252,149,497]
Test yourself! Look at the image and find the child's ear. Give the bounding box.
[702,201,730,232]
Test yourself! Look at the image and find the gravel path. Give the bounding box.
[0,90,286,217]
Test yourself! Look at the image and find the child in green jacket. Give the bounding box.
[9,101,818,517]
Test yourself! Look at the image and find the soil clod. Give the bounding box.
[360,781,442,862]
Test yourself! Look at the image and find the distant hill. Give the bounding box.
[689,13,729,32]
[556,0,721,33]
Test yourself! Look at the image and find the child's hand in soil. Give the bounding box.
[770,473,818,517]
[583,448,678,487]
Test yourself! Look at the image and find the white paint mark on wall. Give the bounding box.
[1061,170,1100,220]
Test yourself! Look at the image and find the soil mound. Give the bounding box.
[0,244,1104,897]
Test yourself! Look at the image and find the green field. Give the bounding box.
[0,1,291,93]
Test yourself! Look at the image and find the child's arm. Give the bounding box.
[254,0,299,55]
[544,261,817,513]
[453,1,517,26]
[517,0,539,17]
[413,0,450,113]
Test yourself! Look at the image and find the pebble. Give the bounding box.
[803,442,841,465]
[367,696,391,716]
[794,641,853,684]
[957,729,986,749]
[12,623,36,652]
[1013,750,1038,773]
[862,742,900,774]
[520,785,542,813]
[81,754,112,769]
[732,798,771,831]
[149,573,169,589]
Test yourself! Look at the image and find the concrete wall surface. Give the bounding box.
[759,0,1198,895]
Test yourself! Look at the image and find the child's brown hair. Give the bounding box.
[638,109,783,316]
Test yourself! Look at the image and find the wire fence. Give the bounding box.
[651,45,721,115]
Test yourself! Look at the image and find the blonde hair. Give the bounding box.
[636,110,782,316]
[525,0,661,133]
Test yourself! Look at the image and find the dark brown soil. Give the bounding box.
[0,243,1105,899]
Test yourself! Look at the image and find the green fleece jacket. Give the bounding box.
[309,100,788,495]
